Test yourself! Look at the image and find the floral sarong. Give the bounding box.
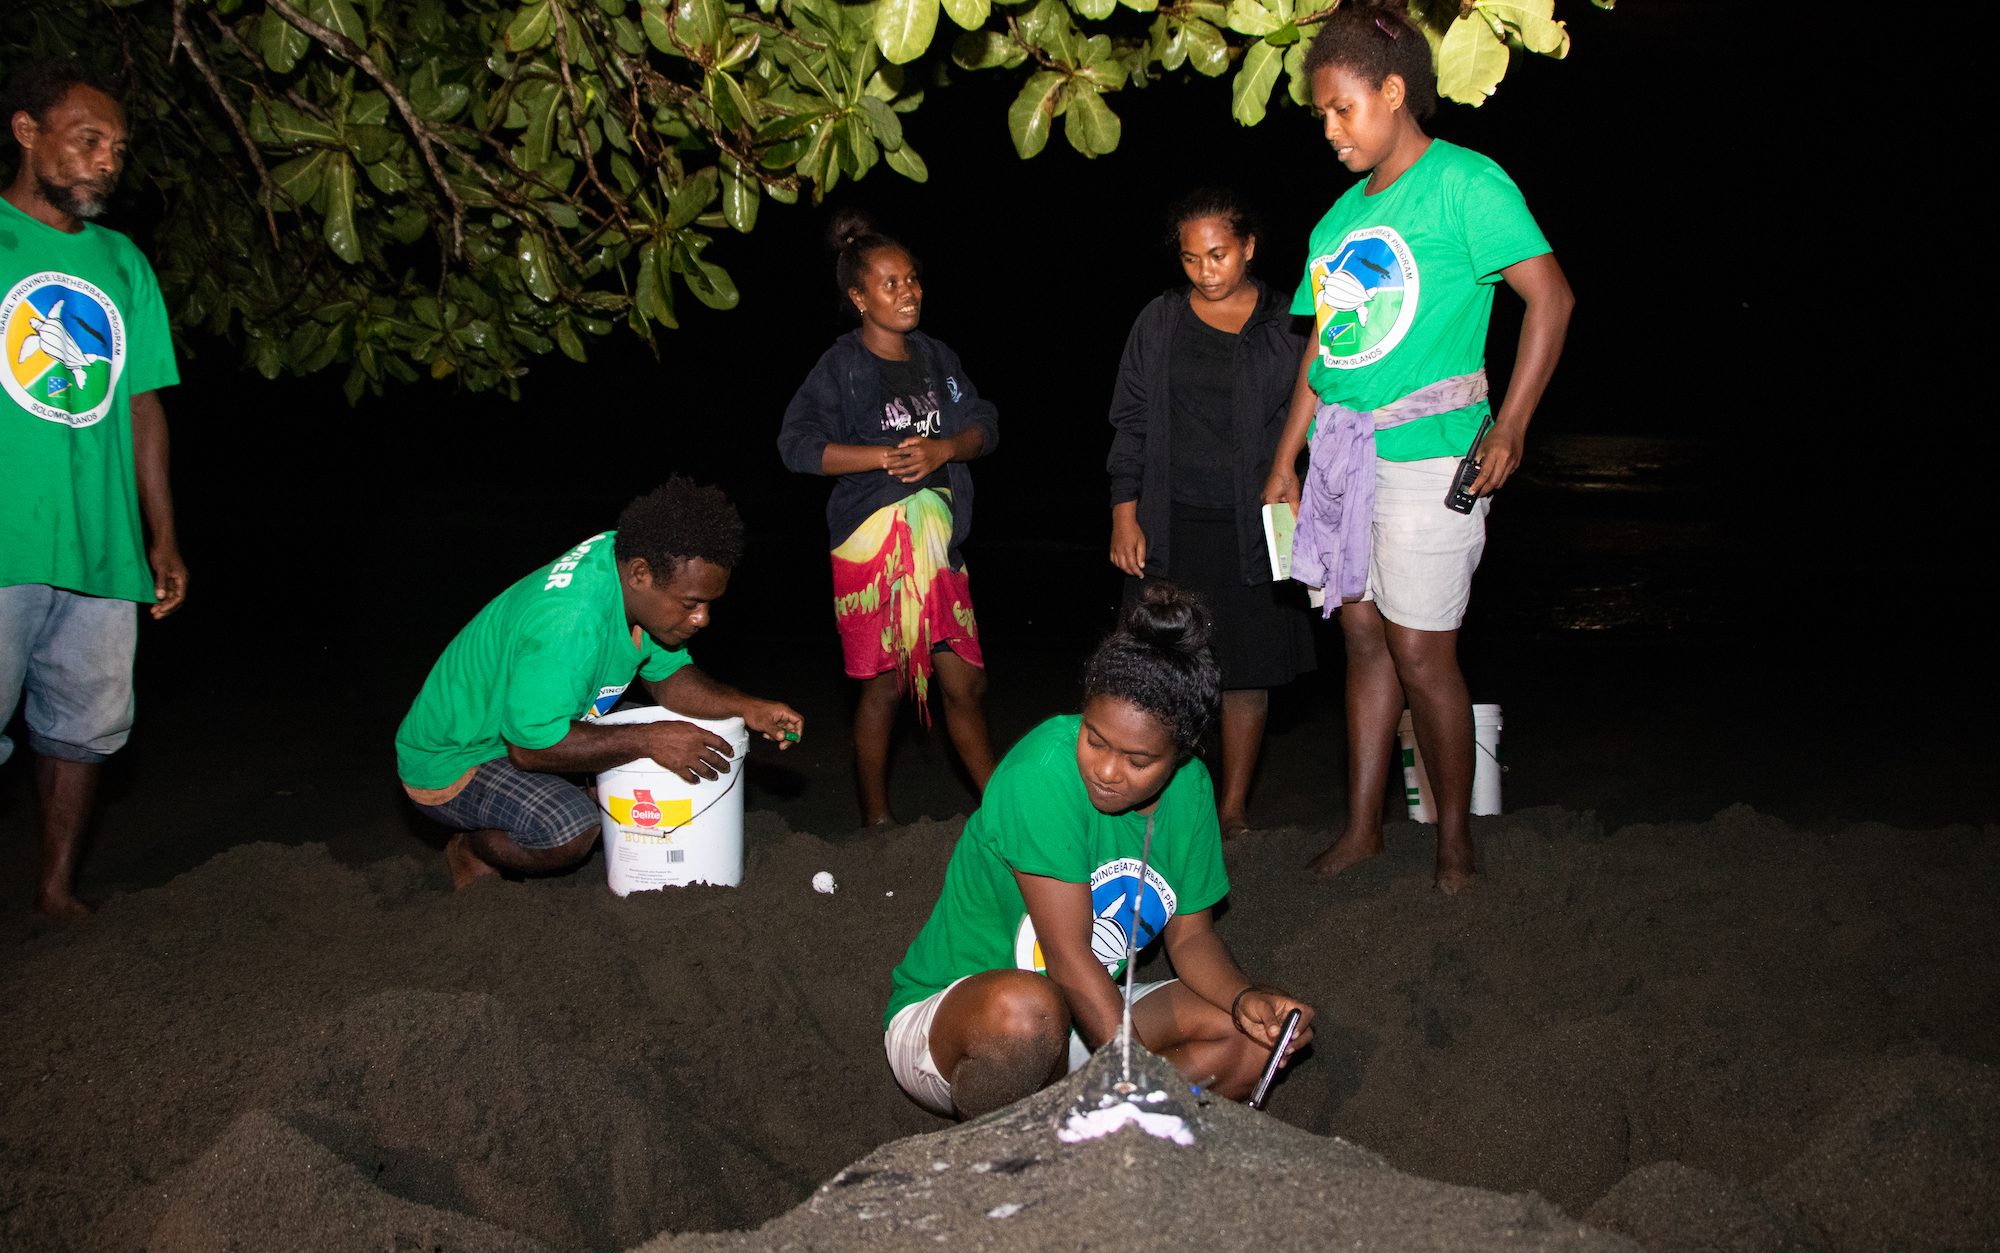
[831,488,982,722]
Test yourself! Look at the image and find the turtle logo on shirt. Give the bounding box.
[1308,226,1418,371]
[1013,857,1179,978]
[2,272,126,429]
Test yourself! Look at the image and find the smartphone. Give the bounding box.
[1247,1008,1303,1110]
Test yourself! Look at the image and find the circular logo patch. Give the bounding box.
[1308,226,1419,371]
[1012,857,1179,978]
[2,272,127,428]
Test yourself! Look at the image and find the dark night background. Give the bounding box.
[3,0,1992,901]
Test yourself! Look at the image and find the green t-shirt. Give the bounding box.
[394,532,692,789]
[885,713,1230,1028]
[1290,140,1550,461]
[1,196,181,601]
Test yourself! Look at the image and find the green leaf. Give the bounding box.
[940,0,989,30]
[640,1,680,54]
[1182,18,1230,76]
[309,0,367,44]
[1006,71,1062,158]
[874,0,940,65]
[1284,37,1312,105]
[1072,0,1116,19]
[679,251,739,310]
[555,319,587,362]
[1437,12,1510,105]
[518,231,557,301]
[505,0,554,51]
[322,157,361,263]
[1476,0,1569,57]
[1230,39,1282,125]
[708,69,759,131]
[260,9,310,73]
[1223,0,1278,35]
[675,0,727,54]
[952,30,1025,71]
[837,115,877,178]
[520,80,561,169]
[269,151,330,207]
[1062,84,1120,156]
[858,96,904,149]
[666,166,718,228]
[720,156,760,231]
[884,139,928,182]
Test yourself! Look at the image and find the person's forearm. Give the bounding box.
[1493,257,1574,434]
[820,443,895,475]
[647,665,751,720]
[508,722,664,774]
[943,426,985,462]
[1271,346,1320,475]
[1165,926,1255,1011]
[1045,952,1129,1050]
[131,391,178,552]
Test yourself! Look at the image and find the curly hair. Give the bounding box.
[1082,583,1221,754]
[1164,186,1261,254]
[1301,1,1438,121]
[613,477,744,578]
[827,207,917,316]
[2,59,119,143]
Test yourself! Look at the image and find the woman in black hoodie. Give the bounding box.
[1106,189,1314,837]
[778,212,1000,826]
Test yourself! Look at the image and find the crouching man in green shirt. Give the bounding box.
[395,479,804,888]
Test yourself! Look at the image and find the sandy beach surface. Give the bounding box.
[3,785,1994,1250]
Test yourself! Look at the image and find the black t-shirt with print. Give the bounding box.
[878,353,949,491]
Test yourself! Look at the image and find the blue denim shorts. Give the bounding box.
[413,757,600,850]
[0,584,138,767]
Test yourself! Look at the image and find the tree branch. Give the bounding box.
[259,0,468,256]
[170,0,282,248]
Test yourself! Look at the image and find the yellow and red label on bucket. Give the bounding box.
[605,788,693,831]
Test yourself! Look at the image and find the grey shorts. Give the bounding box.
[0,584,138,767]
[412,758,599,850]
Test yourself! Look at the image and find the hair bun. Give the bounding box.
[826,208,881,254]
[1127,582,1212,657]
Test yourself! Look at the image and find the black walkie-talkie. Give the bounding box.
[1444,413,1495,514]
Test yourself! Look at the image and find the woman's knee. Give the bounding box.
[934,652,987,706]
[934,971,1068,1069]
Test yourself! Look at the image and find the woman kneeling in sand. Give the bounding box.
[883,585,1314,1119]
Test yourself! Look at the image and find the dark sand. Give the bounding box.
[3,799,1994,1250]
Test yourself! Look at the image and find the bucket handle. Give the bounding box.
[1476,740,1507,772]
[597,750,747,830]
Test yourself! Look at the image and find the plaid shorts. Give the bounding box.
[412,758,599,850]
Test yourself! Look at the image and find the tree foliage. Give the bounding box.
[2,0,1605,397]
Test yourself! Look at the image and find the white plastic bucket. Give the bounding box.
[1398,703,1504,822]
[593,706,749,894]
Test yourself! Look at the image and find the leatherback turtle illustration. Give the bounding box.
[18,300,107,390]
[1317,246,1381,327]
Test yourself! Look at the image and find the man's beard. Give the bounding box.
[37,172,115,220]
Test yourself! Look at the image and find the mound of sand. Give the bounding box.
[2,806,1994,1250]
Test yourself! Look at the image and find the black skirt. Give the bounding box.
[1124,503,1315,690]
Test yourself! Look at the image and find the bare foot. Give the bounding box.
[1219,811,1253,840]
[1434,832,1476,894]
[33,891,95,921]
[444,833,499,890]
[1306,828,1384,877]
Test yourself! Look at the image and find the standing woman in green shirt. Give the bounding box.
[883,584,1314,1119]
[1262,1,1574,892]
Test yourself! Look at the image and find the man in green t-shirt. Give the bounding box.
[396,479,804,889]
[1,64,188,920]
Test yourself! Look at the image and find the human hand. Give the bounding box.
[1260,469,1300,512]
[1469,422,1526,497]
[644,720,736,782]
[1109,506,1147,578]
[885,436,950,483]
[149,543,188,619]
[1232,988,1315,1060]
[743,700,805,749]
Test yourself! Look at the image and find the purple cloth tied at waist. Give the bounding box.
[1290,369,1489,616]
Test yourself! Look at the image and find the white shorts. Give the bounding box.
[1362,456,1491,632]
[884,976,1174,1116]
